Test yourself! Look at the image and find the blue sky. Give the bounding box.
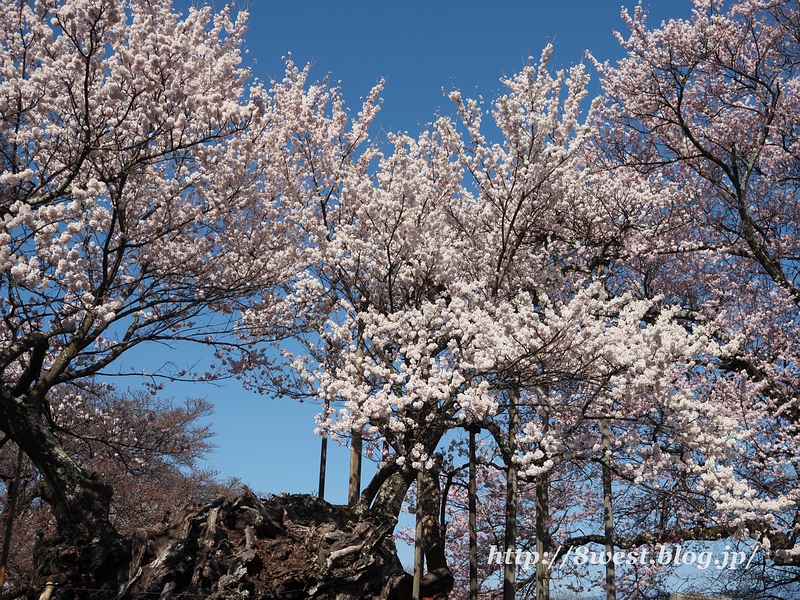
[240,0,695,139]
[161,0,697,505]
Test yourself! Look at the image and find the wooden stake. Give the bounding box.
[469,426,479,600]
[412,469,423,600]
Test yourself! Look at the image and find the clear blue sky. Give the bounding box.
[158,0,697,505]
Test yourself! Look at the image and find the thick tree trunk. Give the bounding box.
[0,392,129,585]
[25,458,450,600]
[366,448,453,598]
[111,491,412,600]
[0,445,22,590]
[369,462,417,519]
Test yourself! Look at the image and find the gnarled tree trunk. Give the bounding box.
[0,390,129,591]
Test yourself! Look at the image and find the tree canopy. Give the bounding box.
[1,0,799,598]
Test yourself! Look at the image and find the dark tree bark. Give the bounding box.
[0,389,129,585]
[348,432,363,507]
[504,387,519,600]
[318,397,329,500]
[360,430,455,599]
[535,471,550,600]
[413,470,423,600]
[0,446,22,590]
[349,326,366,507]
[602,419,617,600]
[420,469,448,573]
[43,491,415,600]
[469,426,479,600]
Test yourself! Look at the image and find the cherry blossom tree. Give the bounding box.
[593,0,800,565]
[443,44,755,598]
[449,0,800,595]
[236,0,798,595]
[6,0,797,597]
[233,41,743,598]
[0,0,380,581]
